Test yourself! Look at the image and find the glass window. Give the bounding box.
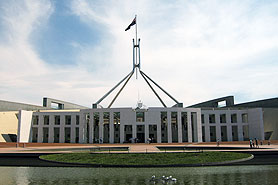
[33,115,39,125]
[114,112,120,124]
[65,115,71,125]
[242,113,248,123]
[136,111,145,122]
[55,115,60,125]
[76,115,79,125]
[103,112,110,124]
[44,115,49,125]
[220,114,226,123]
[231,114,237,123]
[209,114,215,123]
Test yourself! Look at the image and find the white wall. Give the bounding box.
[248,108,264,140]
[17,110,33,142]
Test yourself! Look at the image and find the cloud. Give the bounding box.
[0,0,278,108]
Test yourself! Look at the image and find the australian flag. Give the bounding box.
[125,17,136,31]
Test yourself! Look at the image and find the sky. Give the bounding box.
[0,0,278,108]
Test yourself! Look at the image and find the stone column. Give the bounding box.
[204,113,210,142]
[196,110,202,142]
[120,124,125,143]
[237,113,243,141]
[226,112,233,141]
[177,111,182,143]
[145,124,149,143]
[187,112,192,142]
[89,112,94,143]
[59,114,65,143]
[215,113,221,142]
[37,115,43,143]
[70,115,75,143]
[79,113,85,143]
[132,124,136,142]
[167,111,172,143]
[109,112,114,143]
[48,115,54,143]
[99,112,103,143]
[157,121,162,143]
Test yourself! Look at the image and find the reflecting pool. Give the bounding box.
[0,165,278,185]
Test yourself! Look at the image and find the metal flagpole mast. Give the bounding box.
[135,15,138,79]
[93,15,183,108]
[135,15,137,45]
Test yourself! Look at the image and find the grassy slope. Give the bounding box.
[40,152,251,165]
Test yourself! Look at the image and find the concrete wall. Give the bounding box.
[0,100,44,111]
[201,108,264,142]
[31,110,81,143]
[0,111,19,142]
[17,110,33,142]
[43,97,88,109]
[248,108,264,140]
[188,96,234,108]
[263,108,278,140]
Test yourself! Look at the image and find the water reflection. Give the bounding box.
[0,165,278,185]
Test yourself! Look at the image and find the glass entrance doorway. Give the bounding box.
[136,125,145,143]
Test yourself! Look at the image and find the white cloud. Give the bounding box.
[0,0,278,108]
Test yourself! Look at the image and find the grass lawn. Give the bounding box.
[40,152,251,166]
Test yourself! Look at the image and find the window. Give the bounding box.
[65,127,71,143]
[231,114,237,123]
[138,125,143,131]
[220,114,226,123]
[55,115,60,125]
[201,114,204,124]
[136,111,145,122]
[114,112,120,124]
[217,100,226,108]
[76,115,80,125]
[209,114,215,123]
[103,112,110,124]
[44,115,49,125]
[171,112,177,128]
[65,115,71,125]
[33,116,39,125]
[242,113,248,123]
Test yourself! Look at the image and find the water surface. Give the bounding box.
[0,165,278,185]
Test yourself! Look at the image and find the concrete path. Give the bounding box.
[129,144,160,153]
[1,142,278,153]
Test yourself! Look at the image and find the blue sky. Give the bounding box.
[0,0,278,108]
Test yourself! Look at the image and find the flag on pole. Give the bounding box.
[125,17,136,31]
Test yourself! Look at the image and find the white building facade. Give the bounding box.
[201,108,264,142]
[17,107,264,143]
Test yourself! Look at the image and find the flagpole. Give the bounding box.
[135,15,138,79]
[135,15,137,45]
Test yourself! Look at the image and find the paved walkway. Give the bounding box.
[1,142,278,153]
[129,144,160,153]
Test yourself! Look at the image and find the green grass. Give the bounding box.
[40,152,251,166]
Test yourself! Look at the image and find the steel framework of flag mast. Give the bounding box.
[93,15,183,109]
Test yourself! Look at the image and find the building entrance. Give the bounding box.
[137,133,145,143]
[137,125,145,143]
[125,134,132,143]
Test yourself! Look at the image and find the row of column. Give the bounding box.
[84,111,202,144]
